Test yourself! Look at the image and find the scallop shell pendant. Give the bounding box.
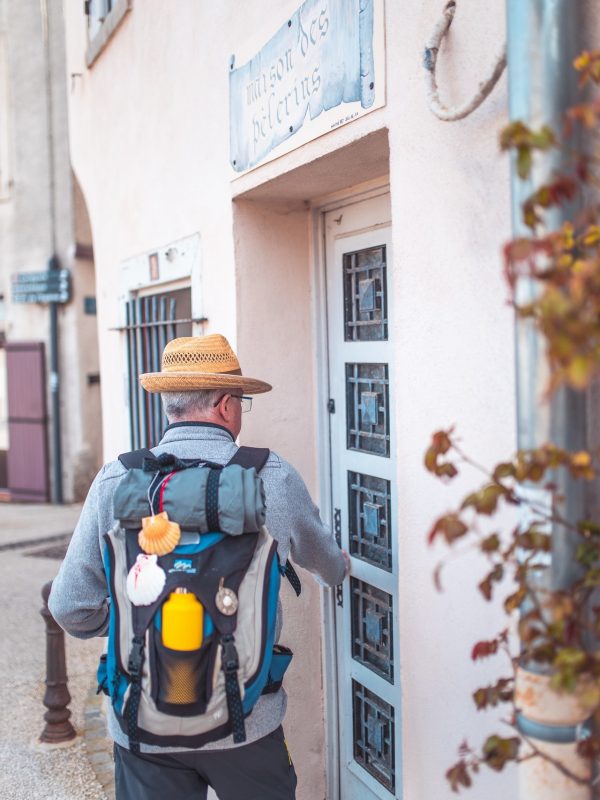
[215,578,238,616]
[138,511,181,556]
[126,554,166,606]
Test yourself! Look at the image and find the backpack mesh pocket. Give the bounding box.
[150,629,217,716]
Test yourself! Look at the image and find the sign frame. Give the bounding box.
[229,0,386,177]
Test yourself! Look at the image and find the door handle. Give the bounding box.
[334,508,343,607]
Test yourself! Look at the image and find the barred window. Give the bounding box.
[84,0,132,68]
[123,288,193,449]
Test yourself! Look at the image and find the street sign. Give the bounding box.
[11,269,71,304]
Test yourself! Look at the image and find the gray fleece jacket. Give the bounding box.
[49,422,345,752]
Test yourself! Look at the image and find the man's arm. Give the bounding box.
[48,468,110,639]
[266,461,346,587]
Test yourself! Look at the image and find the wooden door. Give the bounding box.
[6,342,49,502]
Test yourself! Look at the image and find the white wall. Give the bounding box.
[63,1,518,798]
[0,0,101,500]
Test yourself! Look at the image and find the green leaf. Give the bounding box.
[554,647,587,670]
[584,568,600,588]
[579,520,600,538]
[437,463,459,480]
[493,462,515,481]
[482,736,520,771]
[428,514,468,546]
[575,541,600,567]
[461,485,506,515]
[481,534,500,553]
[550,669,578,693]
[473,679,513,710]
[517,529,552,551]
[531,125,556,150]
[478,564,504,601]
[504,585,527,613]
[517,147,533,179]
[567,356,592,389]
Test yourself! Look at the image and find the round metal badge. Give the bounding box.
[216,580,238,616]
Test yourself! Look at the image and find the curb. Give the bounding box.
[83,685,116,800]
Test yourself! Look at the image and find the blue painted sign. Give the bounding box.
[12,269,71,304]
[229,0,380,173]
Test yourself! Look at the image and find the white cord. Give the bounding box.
[423,0,506,122]
[147,473,165,515]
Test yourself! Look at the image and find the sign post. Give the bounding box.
[11,261,70,504]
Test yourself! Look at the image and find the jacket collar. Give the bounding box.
[160,421,235,444]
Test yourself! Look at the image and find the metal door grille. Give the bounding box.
[348,470,393,571]
[352,680,396,793]
[343,246,388,342]
[122,290,199,449]
[346,362,390,456]
[351,577,394,681]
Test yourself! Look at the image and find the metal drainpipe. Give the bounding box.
[40,0,63,503]
[507,1,590,797]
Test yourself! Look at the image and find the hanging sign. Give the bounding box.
[229,0,385,175]
[12,269,71,304]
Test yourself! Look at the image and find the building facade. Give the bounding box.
[0,0,102,503]
[61,1,526,798]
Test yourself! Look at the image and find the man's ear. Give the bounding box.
[217,393,233,421]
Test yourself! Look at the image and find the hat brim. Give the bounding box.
[139,371,272,395]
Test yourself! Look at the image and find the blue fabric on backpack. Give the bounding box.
[242,554,282,713]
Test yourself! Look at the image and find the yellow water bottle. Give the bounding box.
[162,588,204,650]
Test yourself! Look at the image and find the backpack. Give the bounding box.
[96,446,301,752]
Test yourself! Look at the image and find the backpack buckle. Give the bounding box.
[128,637,145,679]
[220,635,239,674]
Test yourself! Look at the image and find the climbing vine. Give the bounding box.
[426,50,600,792]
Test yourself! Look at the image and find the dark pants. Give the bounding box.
[114,726,297,800]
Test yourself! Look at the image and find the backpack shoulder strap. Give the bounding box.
[118,448,154,470]
[228,446,301,597]
[226,446,270,472]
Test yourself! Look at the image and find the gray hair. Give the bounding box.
[161,389,224,421]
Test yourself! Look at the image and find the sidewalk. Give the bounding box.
[0,503,111,799]
[0,503,218,800]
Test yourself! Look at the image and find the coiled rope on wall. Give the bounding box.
[423,0,507,122]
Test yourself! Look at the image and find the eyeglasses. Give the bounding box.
[213,394,253,413]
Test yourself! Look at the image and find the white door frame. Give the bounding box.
[312,178,398,800]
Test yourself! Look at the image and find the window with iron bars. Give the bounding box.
[121,288,204,449]
[85,0,114,40]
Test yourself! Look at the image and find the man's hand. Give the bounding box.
[341,549,352,578]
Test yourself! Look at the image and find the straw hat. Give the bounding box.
[139,334,272,394]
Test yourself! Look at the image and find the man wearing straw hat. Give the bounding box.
[50,333,350,800]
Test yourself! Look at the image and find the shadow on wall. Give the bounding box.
[71,447,100,501]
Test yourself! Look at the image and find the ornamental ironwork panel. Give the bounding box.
[348,471,392,571]
[343,245,388,341]
[346,363,390,456]
[353,680,395,793]
[351,578,394,682]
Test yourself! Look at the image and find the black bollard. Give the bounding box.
[40,580,76,743]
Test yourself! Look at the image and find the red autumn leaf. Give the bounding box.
[471,639,499,661]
